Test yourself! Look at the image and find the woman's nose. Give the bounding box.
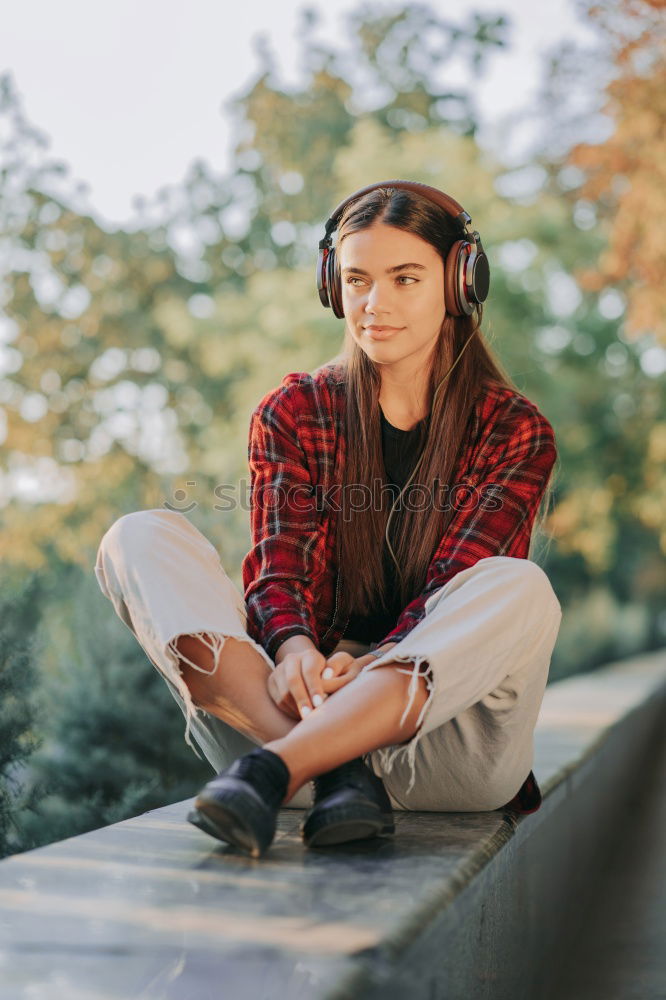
[364,281,393,312]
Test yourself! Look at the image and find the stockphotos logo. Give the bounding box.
[163,478,505,519]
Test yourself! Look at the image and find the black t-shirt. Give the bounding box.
[342,406,429,643]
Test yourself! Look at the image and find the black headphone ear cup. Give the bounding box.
[327,247,345,318]
[470,248,490,305]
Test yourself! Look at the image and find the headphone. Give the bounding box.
[316,180,492,583]
[316,178,490,319]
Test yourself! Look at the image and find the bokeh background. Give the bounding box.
[0,0,664,858]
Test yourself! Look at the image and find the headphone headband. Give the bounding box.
[316,179,490,318]
[323,179,472,239]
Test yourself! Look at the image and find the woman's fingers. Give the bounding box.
[322,672,356,695]
[268,650,372,719]
[322,654,365,694]
[284,658,317,719]
[300,650,330,711]
[321,653,353,694]
[267,670,301,719]
[321,651,354,679]
[266,670,300,719]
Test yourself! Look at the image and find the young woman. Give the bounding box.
[95,181,562,860]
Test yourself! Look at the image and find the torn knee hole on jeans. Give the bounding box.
[167,630,227,678]
[166,630,229,757]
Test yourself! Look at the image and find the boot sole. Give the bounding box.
[303,804,395,847]
[188,790,271,858]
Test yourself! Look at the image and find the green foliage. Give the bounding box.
[0,574,44,858]
[12,567,210,853]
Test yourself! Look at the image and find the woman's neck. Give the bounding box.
[378,395,429,431]
[378,379,430,431]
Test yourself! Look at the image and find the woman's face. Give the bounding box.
[338,222,446,375]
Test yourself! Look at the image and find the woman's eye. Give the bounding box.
[345,276,418,286]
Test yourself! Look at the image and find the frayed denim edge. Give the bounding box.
[164,631,229,759]
[165,629,278,761]
[359,652,436,796]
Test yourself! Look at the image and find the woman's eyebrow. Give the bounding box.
[342,262,428,275]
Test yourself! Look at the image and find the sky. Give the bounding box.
[1,0,600,229]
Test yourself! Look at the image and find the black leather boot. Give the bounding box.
[300,756,395,848]
[187,747,290,858]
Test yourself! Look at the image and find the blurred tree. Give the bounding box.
[0,573,43,858]
[0,73,250,573]
[14,567,211,852]
[218,4,508,268]
[567,0,666,343]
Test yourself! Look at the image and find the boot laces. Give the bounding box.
[313,756,366,800]
[230,749,288,789]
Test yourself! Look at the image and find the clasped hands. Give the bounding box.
[266,642,398,721]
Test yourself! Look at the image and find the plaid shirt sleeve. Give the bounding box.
[241,383,323,661]
[375,396,558,649]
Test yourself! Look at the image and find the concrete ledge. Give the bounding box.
[1,650,664,1000]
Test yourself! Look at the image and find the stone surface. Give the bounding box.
[0,805,508,999]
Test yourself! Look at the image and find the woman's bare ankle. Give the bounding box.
[263,739,310,802]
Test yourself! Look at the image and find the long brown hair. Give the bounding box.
[326,185,554,620]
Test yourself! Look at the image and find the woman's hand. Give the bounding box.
[267,648,357,720]
[267,642,399,720]
[322,641,399,690]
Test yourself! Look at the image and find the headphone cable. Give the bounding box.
[383,327,478,578]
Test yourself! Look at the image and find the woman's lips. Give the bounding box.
[363,326,402,340]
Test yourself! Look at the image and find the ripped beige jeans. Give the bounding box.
[94,509,562,812]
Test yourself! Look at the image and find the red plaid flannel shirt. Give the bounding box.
[241,363,557,815]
